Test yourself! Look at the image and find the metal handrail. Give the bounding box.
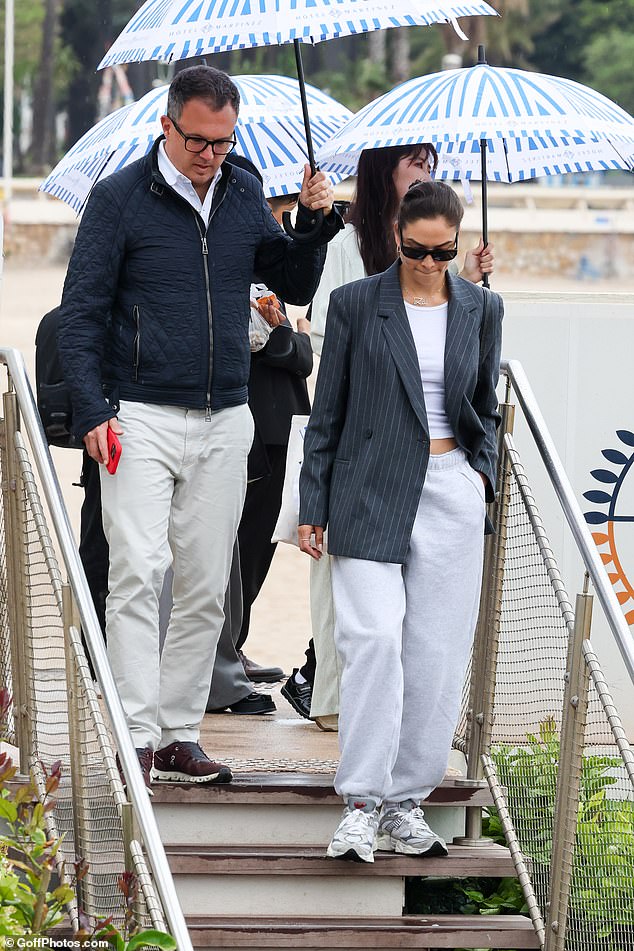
[0,347,192,951]
[502,358,634,687]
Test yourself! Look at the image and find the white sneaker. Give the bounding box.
[326,803,380,863]
[376,801,448,856]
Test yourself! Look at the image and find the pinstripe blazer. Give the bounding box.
[298,262,503,563]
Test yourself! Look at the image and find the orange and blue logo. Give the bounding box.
[584,430,634,625]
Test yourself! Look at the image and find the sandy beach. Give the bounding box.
[2,255,634,676]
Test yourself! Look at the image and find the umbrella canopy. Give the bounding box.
[317,62,634,181]
[41,74,353,212]
[317,56,634,284]
[98,0,498,68]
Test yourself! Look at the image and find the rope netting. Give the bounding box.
[0,423,163,934]
[485,440,634,951]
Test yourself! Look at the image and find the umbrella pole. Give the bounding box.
[293,38,317,174]
[477,44,490,288]
[480,137,489,288]
[282,39,323,241]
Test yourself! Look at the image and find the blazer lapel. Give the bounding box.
[444,272,481,425]
[378,262,429,434]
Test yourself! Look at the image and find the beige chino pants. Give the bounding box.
[100,399,253,750]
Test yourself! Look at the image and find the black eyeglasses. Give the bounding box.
[167,115,236,155]
[399,229,459,262]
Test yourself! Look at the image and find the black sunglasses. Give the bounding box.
[399,229,459,262]
[167,115,236,155]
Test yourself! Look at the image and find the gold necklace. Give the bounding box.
[402,287,446,307]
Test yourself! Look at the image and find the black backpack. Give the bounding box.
[35,306,82,449]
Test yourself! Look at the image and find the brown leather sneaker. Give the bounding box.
[152,741,232,785]
[116,747,154,796]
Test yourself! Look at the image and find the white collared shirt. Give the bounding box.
[158,141,222,225]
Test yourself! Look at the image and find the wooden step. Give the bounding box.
[166,843,516,918]
[166,843,516,878]
[185,914,541,949]
[150,772,490,807]
[152,773,490,847]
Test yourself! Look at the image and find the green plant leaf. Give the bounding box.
[126,930,177,950]
[0,800,18,822]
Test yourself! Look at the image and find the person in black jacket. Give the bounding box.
[57,65,341,791]
[237,193,313,675]
[208,183,313,711]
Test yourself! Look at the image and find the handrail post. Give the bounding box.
[455,396,515,845]
[62,583,89,917]
[544,585,593,951]
[1,389,34,772]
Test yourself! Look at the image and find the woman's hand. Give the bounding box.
[461,238,494,284]
[298,524,324,559]
[254,294,284,327]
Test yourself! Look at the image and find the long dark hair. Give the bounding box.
[346,143,439,275]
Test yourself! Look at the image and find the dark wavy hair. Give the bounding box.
[167,65,240,119]
[346,143,439,275]
[397,179,464,232]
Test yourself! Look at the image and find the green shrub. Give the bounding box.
[0,687,176,949]
[488,719,634,947]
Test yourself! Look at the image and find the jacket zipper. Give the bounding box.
[193,185,228,419]
[133,305,141,381]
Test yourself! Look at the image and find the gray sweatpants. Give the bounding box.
[331,448,485,804]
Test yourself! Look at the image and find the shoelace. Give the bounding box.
[181,742,206,763]
[347,808,375,827]
[383,807,426,832]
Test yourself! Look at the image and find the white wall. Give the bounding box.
[502,291,634,738]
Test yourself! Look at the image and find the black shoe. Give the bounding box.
[209,691,276,715]
[281,670,313,720]
[238,650,286,683]
[116,746,154,796]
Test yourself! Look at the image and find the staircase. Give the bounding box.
[149,707,540,950]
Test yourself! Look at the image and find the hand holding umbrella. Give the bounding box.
[297,162,334,224]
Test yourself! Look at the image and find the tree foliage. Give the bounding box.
[1,0,633,171]
[0,0,45,87]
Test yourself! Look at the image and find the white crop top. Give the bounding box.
[404,301,454,440]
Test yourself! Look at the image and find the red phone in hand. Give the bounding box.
[106,428,122,474]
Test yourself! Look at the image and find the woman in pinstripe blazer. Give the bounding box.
[298,181,503,863]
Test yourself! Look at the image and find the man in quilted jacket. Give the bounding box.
[58,65,341,790]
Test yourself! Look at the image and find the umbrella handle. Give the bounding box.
[282,39,324,243]
[282,207,324,243]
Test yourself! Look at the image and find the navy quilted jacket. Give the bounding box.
[58,139,342,439]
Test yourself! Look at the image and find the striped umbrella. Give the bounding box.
[40,74,353,213]
[99,1,497,68]
[97,1,497,238]
[317,49,634,275]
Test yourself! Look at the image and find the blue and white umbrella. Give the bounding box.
[99,1,498,68]
[97,0,497,238]
[317,51,634,268]
[41,74,353,212]
[317,60,634,180]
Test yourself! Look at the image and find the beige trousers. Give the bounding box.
[100,399,253,749]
